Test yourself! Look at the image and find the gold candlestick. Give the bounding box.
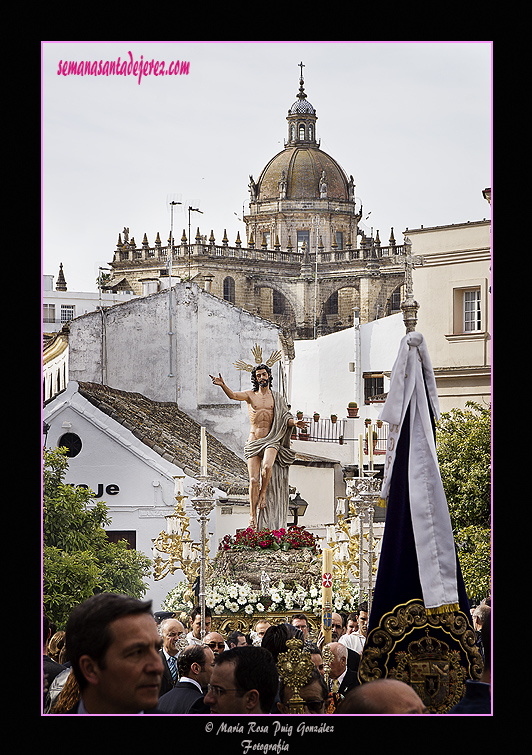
[151,476,211,587]
[276,638,315,714]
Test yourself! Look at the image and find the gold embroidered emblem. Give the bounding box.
[359,599,483,713]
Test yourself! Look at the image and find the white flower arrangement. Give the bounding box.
[162,578,361,616]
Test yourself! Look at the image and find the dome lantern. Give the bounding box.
[286,62,318,147]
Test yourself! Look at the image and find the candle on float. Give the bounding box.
[359,434,364,475]
[322,547,333,644]
[368,422,373,468]
[168,515,179,535]
[174,476,184,498]
[350,517,357,537]
[200,427,207,475]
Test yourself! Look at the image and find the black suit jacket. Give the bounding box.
[157,680,209,714]
[338,667,360,696]
[346,647,361,677]
[338,668,359,696]
[158,650,177,697]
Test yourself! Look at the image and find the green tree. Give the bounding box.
[43,447,152,628]
[436,401,491,601]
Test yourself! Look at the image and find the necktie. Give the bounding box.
[331,678,339,693]
[168,655,178,682]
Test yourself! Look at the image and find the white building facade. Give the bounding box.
[409,219,491,412]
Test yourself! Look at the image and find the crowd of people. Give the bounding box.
[42,593,491,715]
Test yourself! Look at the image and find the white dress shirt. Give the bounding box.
[339,632,366,654]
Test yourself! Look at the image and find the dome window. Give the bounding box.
[298,124,305,140]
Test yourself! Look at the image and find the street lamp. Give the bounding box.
[168,201,182,377]
[289,492,308,527]
[188,206,203,280]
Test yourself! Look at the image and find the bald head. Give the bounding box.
[325,642,348,680]
[339,679,428,714]
[204,632,226,655]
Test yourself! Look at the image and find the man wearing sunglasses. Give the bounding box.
[203,631,228,655]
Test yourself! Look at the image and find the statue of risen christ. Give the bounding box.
[209,364,307,530]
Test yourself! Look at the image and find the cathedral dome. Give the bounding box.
[256,145,350,202]
[252,68,352,204]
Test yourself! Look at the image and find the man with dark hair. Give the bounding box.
[210,365,306,530]
[340,603,367,654]
[291,613,310,640]
[185,605,212,645]
[306,644,325,676]
[64,592,164,714]
[203,646,279,714]
[227,630,247,648]
[157,644,215,714]
[261,622,304,661]
[346,611,359,635]
[278,667,328,715]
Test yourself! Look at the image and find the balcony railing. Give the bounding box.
[294,415,388,454]
[113,242,406,266]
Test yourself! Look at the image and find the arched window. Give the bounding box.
[299,123,305,140]
[324,291,339,316]
[290,124,295,141]
[223,276,236,304]
[389,286,402,314]
[308,124,313,141]
[273,289,286,315]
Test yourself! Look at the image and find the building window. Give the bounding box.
[452,286,483,335]
[58,432,82,458]
[299,124,305,140]
[223,276,235,304]
[463,289,481,332]
[297,230,310,254]
[334,232,344,250]
[106,530,136,549]
[364,373,385,403]
[389,286,402,313]
[60,304,75,323]
[43,304,55,323]
[273,289,285,315]
[324,291,339,316]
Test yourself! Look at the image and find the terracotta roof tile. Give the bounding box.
[77,382,249,496]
